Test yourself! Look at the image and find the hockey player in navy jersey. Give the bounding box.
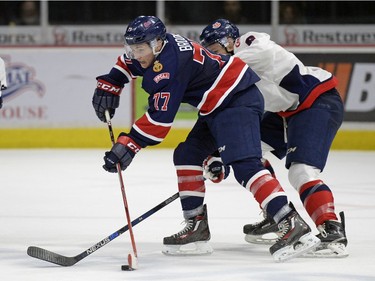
[200,19,347,258]
[92,15,320,262]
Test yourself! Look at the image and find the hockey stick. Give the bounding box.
[104,110,139,270]
[27,192,179,266]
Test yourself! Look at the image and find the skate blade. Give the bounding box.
[244,233,279,245]
[162,241,213,256]
[273,233,321,262]
[302,242,349,258]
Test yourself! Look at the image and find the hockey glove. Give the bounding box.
[92,75,123,122]
[203,156,230,183]
[103,133,141,173]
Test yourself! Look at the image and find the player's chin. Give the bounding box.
[139,61,151,68]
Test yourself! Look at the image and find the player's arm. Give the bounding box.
[103,74,186,172]
[234,32,274,73]
[128,64,187,147]
[92,55,137,122]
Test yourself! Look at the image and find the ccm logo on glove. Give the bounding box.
[97,79,122,95]
[117,136,141,154]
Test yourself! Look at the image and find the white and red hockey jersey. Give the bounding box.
[233,32,337,117]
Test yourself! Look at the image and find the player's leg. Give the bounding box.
[163,119,216,255]
[260,112,287,177]
[286,89,347,257]
[211,89,319,261]
[243,112,287,244]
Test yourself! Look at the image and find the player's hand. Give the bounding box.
[103,134,141,173]
[92,75,122,122]
[203,156,230,183]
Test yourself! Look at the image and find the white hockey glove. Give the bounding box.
[203,156,230,183]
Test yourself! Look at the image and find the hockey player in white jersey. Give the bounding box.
[0,57,7,109]
[200,19,347,258]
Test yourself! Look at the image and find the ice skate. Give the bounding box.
[304,211,348,258]
[162,204,213,256]
[243,212,282,244]
[270,209,320,262]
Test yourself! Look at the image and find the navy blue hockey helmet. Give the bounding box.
[124,15,166,45]
[199,19,239,48]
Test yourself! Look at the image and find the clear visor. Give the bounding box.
[217,37,230,48]
[124,38,159,59]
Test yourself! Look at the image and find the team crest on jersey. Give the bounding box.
[153,61,163,72]
[212,22,222,29]
[153,72,170,83]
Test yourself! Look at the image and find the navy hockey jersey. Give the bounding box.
[104,33,260,147]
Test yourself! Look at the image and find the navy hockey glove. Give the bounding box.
[92,75,123,122]
[103,133,141,173]
[203,156,230,183]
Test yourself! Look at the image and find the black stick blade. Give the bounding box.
[27,246,78,266]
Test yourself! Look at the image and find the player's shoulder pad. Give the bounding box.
[235,31,270,51]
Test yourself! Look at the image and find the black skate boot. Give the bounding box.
[305,211,348,258]
[270,208,320,262]
[162,204,213,255]
[243,212,283,244]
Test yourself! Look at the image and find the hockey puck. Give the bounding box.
[121,265,134,271]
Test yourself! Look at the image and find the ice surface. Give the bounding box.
[1,149,374,281]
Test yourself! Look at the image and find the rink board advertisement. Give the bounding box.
[0,47,132,128]
[1,48,375,128]
[294,53,375,122]
[2,25,375,46]
[0,47,374,150]
[278,25,375,46]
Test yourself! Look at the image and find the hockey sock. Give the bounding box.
[247,171,288,222]
[176,165,206,219]
[299,180,338,226]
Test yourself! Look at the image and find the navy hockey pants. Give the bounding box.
[173,85,288,217]
[261,88,344,171]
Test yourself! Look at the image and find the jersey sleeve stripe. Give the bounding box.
[132,124,164,142]
[114,56,136,81]
[144,111,173,127]
[198,57,249,115]
[132,113,172,143]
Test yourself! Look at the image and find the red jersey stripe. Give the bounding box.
[278,76,338,118]
[133,112,172,143]
[114,56,137,81]
[198,57,249,115]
